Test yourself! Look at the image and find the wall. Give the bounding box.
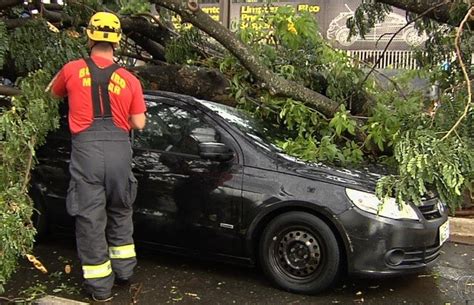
[193,0,426,51]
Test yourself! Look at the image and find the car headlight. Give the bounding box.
[345,188,420,220]
[437,200,447,215]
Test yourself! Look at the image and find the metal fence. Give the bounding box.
[347,50,419,70]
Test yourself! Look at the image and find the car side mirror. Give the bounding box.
[199,142,234,162]
[191,127,218,142]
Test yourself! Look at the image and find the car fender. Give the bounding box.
[244,200,353,267]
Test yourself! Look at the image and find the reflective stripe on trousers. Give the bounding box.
[82,260,113,279]
[109,244,136,259]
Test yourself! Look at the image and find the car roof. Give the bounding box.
[143,90,240,120]
[143,90,200,107]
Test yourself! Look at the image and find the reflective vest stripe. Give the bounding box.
[109,244,136,259]
[82,260,112,279]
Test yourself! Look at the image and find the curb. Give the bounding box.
[449,216,474,245]
[33,296,89,305]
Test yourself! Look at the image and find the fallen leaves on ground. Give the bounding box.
[26,254,47,274]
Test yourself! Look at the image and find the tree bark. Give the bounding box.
[126,33,167,61]
[0,0,22,10]
[2,13,173,61]
[121,16,175,46]
[0,85,21,96]
[150,0,341,117]
[377,0,473,27]
[4,18,29,30]
[133,63,234,106]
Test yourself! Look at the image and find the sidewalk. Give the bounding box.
[33,296,88,305]
[449,216,474,245]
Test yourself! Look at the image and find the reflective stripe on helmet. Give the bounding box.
[82,260,112,279]
[109,244,136,259]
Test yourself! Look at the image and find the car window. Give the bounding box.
[134,102,212,155]
[198,100,284,153]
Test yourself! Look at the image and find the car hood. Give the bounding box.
[275,152,383,192]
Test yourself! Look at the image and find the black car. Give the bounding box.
[31,91,450,294]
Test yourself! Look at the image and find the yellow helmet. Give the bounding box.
[86,12,122,43]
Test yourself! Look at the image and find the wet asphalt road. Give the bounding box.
[2,237,474,305]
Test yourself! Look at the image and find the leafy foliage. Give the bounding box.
[118,0,151,15]
[377,131,473,208]
[347,1,391,39]
[0,22,8,68]
[9,20,87,75]
[215,6,372,166]
[173,4,473,213]
[0,70,57,294]
[165,27,204,64]
[0,21,86,293]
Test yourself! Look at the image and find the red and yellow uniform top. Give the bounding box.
[52,55,146,134]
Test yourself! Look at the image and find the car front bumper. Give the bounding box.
[337,205,449,277]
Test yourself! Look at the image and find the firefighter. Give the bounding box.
[49,12,146,302]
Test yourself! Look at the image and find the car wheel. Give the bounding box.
[30,187,48,240]
[404,28,427,47]
[259,211,340,294]
[336,29,356,46]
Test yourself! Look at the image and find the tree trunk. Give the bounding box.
[133,63,235,106]
[150,0,341,117]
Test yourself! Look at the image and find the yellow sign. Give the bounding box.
[202,6,220,20]
[172,6,220,29]
[239,4,320,29]
[240,6,279,29]
[297,4,320,13]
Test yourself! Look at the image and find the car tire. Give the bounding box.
[335,28,355,46]
[259,211,340,294]
[404,28,423,47]
[30,186,48,241]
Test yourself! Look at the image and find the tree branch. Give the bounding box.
[4,18,30,30]
[0,0,23,10]
[3,13,175,60]
[0,85,21,96]
[43,3,64,11]
[150,0,340,117]
[21,137,36,193]
[133,63,234,106]
[360,1,447,86]
[441,6,474,141]
[126,33,167,61]
[41,7,73,24]
[377,0,473,27]
[121,16,175,46]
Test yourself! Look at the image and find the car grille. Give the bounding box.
[390,244,442,269]
[417,198,442,220]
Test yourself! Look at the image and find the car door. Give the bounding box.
[33,101,73,227]
[131,98,244,256]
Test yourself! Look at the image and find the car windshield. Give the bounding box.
[197,99,284,153]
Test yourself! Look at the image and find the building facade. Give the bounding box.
[192,0,424,69]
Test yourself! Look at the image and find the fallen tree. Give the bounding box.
[0,0,472,294]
